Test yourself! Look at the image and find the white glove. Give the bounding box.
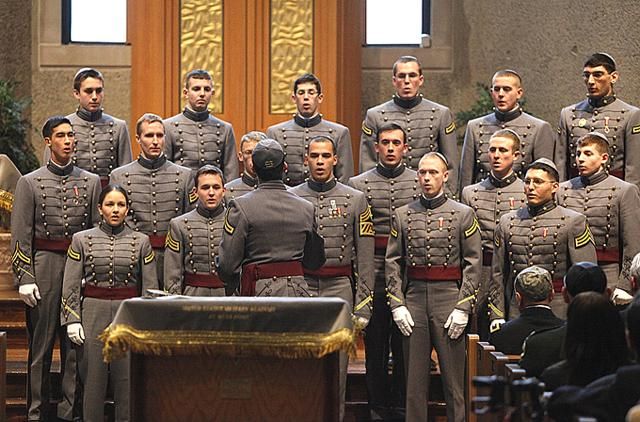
[444,309,469,340]
[392,306,414,336]
[354,316,370,330]
[490,318,506,333]
[612,288,634,306]
[67,323,85,345]
[19,283,41,307]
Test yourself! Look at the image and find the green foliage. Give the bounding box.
[455,83,494,129]
[0,80,39,175]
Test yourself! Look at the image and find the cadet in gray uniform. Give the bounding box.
[217,139,325,297]
[164,69,239,179]
[62,185,158,422]
[266,73,354,186]
[459,70,555,189]
[349,122,419,417]
[491,158,597,321]
[360,56,459,198]
[44,68,132,188]
[555,53,640,185]
[558,132,640,306]
[461,129,526,337]
[386,152,481,422]
[12,116,100,421]
[291,136,374,421]
[110,113,196,288]
[225,131,266,200]
[165,165,229,296]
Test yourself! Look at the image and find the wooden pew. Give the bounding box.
[0,331,6,422]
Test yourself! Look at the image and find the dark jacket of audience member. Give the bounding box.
[541,292,629,391]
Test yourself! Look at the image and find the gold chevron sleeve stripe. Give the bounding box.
[61,298,81,320]
[144,250,155,265]
[445,121,456,134]
[386,291,403,303]
[188,190,198,204]
[165,232,180,253]
[456,295,475,306]
[464,217,480,238]
[67,246,81,261]
[361,121,373,136]
[359,206,372,222]
[224,211,235,235]
[390,227,398,238]
[632,124,640,134]
[575,225,593,248]
[12,242,31,265]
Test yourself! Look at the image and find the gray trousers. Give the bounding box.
[155,249,165,290]
[255,275,311,297]
[306,275,353,422]
[404,280,465,422]
[28,250,78,421]
[78,298,130,422]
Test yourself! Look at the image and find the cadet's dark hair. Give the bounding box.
[184,69,213,89]
[492,69,522,86]
[194,164,225,187]
[240,131,268,149]
[393,56,423,76]
[376,122,406,143]
[42,116,72,139]
[584,52,617,73]
[98,184,129,206]
[135,113,164,137]
[293,73,322,94]
[308,135,336,154]
[576,132,610,156]
[563,262,607,297]
[527,161,559,182]
[490,129,521,153]
[73,68,104,91]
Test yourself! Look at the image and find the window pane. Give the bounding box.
[366,0,422,45]
[70,0,127,43]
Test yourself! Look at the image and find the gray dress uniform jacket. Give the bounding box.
[385,194,482,422]
[164,108,239,179]
[266,114,354,186]
[461,173,526,316]
[291,178,375,319]
[556,96,640,184]
[109,155,196,287]
[217,180,325,297]
[44,109,133,185]
[164,203,229,296]
[491,201,597,320]
[225,173,258,201]
[558,171,640,292]
[61,223,158,422]
[11,160,100,421]
[459,107,555,189]
[359,96,459,198]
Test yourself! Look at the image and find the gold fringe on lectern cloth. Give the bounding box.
[100,324,357,363]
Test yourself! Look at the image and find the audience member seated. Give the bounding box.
[541,291,630,391]
[520,262,609,377]
[547,294,640,421]
[489,266,563,355]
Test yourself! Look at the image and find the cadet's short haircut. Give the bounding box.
[255,163,284,182]
[576,132,610,155]
[184,69,213,89]
[293,73,322,95]
[73,68,104,91]
[584,52,617,73]
[393,55,423,76]
[308,135,336,155]
[376,122,406,144]
[42,116,72,139]
[492,69,522,86]
[194,164,225,187]
[418,152,449,171]
[563,262,608,297]
[135,113,164,137]
[490,129,521,153]
[240,131,267,149]
[527,161,559,182]
[99,184,129,206]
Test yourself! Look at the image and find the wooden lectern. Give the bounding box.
[102,297,354,422]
